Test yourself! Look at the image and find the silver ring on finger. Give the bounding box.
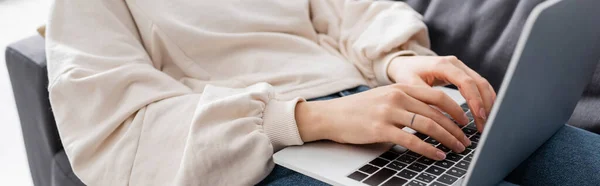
[410,113,417,128]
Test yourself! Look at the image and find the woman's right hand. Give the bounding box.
[296,84,472,161]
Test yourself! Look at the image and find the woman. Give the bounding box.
[46,0,600,185]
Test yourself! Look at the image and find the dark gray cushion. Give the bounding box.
[5,35,64,186]
[51,150,85,186]
[402,0,545,89]
[401,0,600,133]
[572,59,600,134]
[570,96,600,134]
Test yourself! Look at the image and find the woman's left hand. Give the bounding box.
[387,56,497,132]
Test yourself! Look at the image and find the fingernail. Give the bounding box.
[462,113,469,124]
[436,151,446,160]
[463,135,471,146]
[479,108,487,120]
[455,141,465,152]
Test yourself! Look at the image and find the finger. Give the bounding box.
[433,58,487,129]
[392,93,471,152]
[451,60,496,115]
[459,70,493,132]
[397,85,469,125]
[401,112,468,153]
[406,98,471,148]
[446,58,497,132]
[406,75,430,87]
[476,78,494,114]
[488,84,497,103]
[384,126,447,160]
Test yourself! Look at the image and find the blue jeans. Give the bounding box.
[258,86,600,186]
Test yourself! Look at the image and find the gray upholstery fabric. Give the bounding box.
[570,95,600,134]
[572,57,600,133]
[52,150,85,186]
[402,0,544,90]
[5,35,84,186]
[400,0,600,133]
[6,35,59,186]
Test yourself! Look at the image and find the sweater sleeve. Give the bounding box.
[46,1,303,185]
[309,0,437,86]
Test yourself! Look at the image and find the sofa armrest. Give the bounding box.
[5,35,62,186]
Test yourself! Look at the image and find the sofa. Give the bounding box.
[5,0,599,185]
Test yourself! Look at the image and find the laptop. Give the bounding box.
[273,0,600,185]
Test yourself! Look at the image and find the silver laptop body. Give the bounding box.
[274,0,600,185]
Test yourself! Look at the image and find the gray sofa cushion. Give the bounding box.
[400,0,600,133]
[5,35,65,186]
[402,0,545,89]
[570,96,600,134]
[51,150,85,186]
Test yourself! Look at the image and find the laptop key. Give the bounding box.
[405,151,422,158]
[466,122,476,129]
[460,104,469,111]
[467,142,478,149]
[386,161,407,171]
[466,111,473,119]
[381,176,408,186]
[462,127,477,136]
[470,135,480,142]
[425,166,445,176]
[456,160,470,170]
[390,145,408,154]
[446,153,463,162]
[437,174,459,185]
[363,168,397,186]
[425,138,440,145]
[406,180,427,186]
[370,158,389,167]
[417,157,435,165]
[359,164,379,174]
[397,154,417,164]
[459,149,472,156]
[431,181,449,186]
[348,171,368,181]
[415,172,437,183]
[436,145,452,153]
[464,154,473,162]
[397,169,418,179]
[434,160,455,169]
[407,163,427,172]
[380,151,399,161]
[447,167,467,177]
[415,132,428,140]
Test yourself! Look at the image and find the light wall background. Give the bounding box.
[0,0,52,185]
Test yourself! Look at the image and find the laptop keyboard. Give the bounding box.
[348,103,480,186]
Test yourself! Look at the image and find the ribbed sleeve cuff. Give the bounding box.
[262,97,306,151]
[373,50,418,86]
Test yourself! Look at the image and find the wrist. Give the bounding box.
[295,101,328,142]
[387,57,401,83]
[385,52,419,84]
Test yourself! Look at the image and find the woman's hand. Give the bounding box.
[387,56,497,132]
[296,84,471,161]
